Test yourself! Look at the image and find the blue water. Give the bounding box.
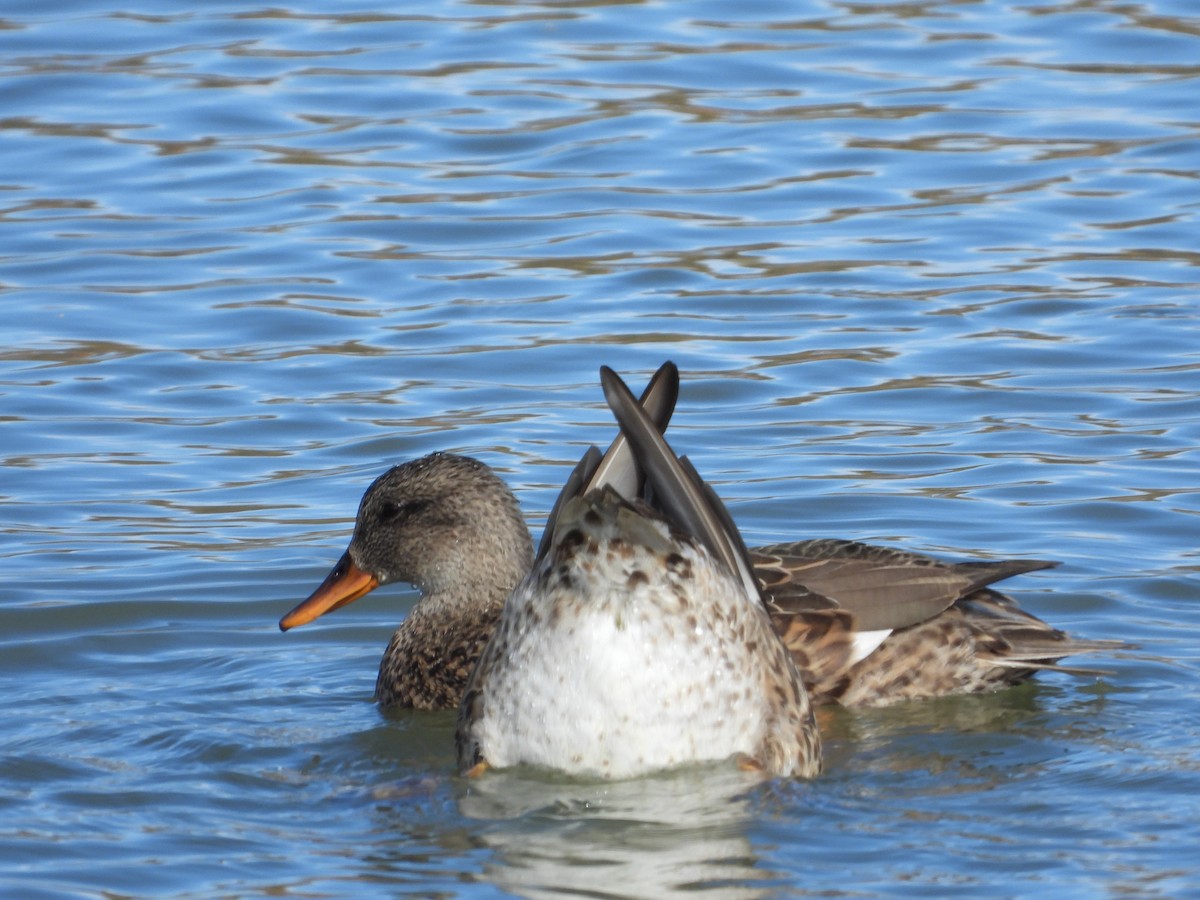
[2,0,1197,896]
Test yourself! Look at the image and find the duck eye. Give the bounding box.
[377,498,430,523]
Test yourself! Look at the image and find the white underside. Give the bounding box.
[476,546,774,779]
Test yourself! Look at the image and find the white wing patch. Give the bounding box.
[849,629,892,666]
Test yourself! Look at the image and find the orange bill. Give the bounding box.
[279,550,379,631]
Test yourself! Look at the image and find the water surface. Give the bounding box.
[1,0,1197,897]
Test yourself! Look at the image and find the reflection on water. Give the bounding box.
[459,767,773,899]
[2,0,1198,896]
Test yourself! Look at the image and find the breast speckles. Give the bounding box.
[626,569,650,590]
[558,528,587,555]
[609,538,636,560]
[664,552,691,577]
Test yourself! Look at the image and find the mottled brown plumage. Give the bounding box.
[279,363,1121,713]
[373,596,502,710]
[751,539,1117,706]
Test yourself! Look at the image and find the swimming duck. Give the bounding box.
[456,365,820,778]
[280,362,1118,712]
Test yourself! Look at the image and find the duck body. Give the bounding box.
[457,488,819,779]
[456,365,820,778]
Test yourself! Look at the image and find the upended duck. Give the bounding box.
[280,362,1119,717]
[457,365,820,777]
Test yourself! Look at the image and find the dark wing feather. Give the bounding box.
[537,362,679,558]
[753,538,1057,632]
[585,361,678,498]
[600,365,760,599]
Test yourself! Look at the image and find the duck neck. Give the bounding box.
[375,523,533,711]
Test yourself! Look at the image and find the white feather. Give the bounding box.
[849,628,892,666]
